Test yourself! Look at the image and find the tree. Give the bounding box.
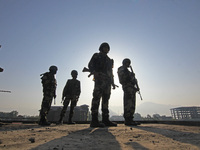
[153,114,161,120]
[134,113,142,120]
[10,111,18,118]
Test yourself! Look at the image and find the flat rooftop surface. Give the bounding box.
[0,123,200,150]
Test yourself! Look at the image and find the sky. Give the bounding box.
[0,0,200,117]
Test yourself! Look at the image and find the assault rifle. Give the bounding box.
[129,65,143,100]
[82,67,93,77]
[82,67,119,88]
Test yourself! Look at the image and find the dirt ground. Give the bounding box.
[0,122,200,150]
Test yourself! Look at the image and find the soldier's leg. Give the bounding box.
[39,95,52,125]
[102,85,117,127]
[39,101,46,124]
[130,92,136,117]
[123,88,132,119]
[68,100,77,124]
[130,92,140,125]
[58,98,70,124]
[90,82,105,127]
[124,88,138,126]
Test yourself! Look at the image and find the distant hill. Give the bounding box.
[136,101,178,117]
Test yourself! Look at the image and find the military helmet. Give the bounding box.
[49,65,58,72]
[71,70,78,75]
[99,42,110,51]
[122,58,131,65]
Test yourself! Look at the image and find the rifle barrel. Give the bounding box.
[129,65,143,100]
[82,67,90,72]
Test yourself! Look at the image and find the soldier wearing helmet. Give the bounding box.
[49,65,58,74]
[39,65,58,126]
[117,58,140,126]
[57,70,81,125]
[0,67,3,72]
[88,42,117,127]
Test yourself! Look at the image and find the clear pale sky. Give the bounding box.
[0,0,199,116]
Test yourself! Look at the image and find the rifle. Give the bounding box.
[82,67,119,88]
[129,65,143,100]
[0,90,11,93]
[82,67,93,77]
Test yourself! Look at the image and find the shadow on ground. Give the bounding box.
[31,127,121,150]
[134,125,200,148]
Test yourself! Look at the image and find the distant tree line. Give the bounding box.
[0,110,173,121]
[0,111,39,121]
[0,111,19,118]
[134,113,173,120]
[111,113,173,121]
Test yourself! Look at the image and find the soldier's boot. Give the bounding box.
[90,114,105,128]
[56,116,64,125]
[68,114,75,125]
[102,115,117,127]
[38,116,44,125]
[39,115,51,126]
[124,118,140,126]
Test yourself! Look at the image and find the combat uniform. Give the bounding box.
[89,49,117,127]
[118,65,138,125]
[58,78,81,124]
[39,71,57,125]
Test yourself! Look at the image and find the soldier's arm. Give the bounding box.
[118,67,127,85]
[76,80,81,98]
[88,53,98,73]
[62,80,69,99]
[78,81,81,96]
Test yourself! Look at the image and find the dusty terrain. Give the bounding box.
[0,122,200,150]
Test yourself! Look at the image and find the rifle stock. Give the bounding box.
[82,67,93,77]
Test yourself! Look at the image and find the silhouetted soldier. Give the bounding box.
[39,65,58,126]
[88,42,117,127]
[0,67,3,72]
[117,59,140,126]
[57,70,81,124]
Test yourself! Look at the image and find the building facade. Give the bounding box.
[47,104,89,122]
[170,106,200,120]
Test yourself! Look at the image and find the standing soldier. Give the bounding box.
[88,42,117,127]
[0,67,3,72]
[117,58,140,126]
[39,65,58,126]
[57,70,81,125]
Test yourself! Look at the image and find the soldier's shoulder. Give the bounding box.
[92,53,100,57]
[67,79,72,82]
[40,72,49,79]
[118,66,124,71]
[41,72,49,76]
[75,79,80,83]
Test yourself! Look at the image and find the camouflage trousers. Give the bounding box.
[60,97,77,118]
[91,79,111,117]
[40,91,54,119]
[123,86,136,120]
